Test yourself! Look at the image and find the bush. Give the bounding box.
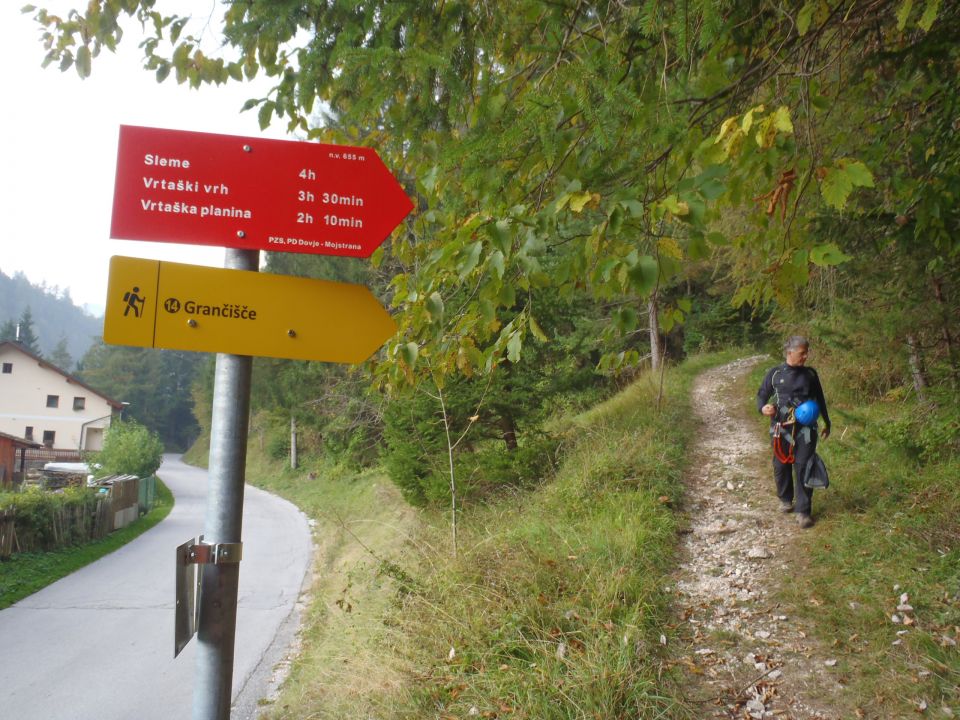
[91,420,164,478]
[0,487,100,552]
[876,397,960,464]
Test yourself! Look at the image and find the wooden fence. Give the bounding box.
[0,509,14,560]
[0,495,116,560]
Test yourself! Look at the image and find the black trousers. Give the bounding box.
[772,423,818,516]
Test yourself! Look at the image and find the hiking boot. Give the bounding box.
[779,500,794,513]
[797,514,814,529]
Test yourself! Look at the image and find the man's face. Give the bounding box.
[786,345,809,366]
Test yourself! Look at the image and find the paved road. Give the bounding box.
[0,455,313,720]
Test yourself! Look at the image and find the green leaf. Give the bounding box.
[820,167,853,209]
[688,233,709,260]
[75,45,92,78]
[615,307,638,333]
[820,159,874,209]
[627,255,658,295]
[458,241,483,278]
[425,292,444,321]
[699,178,726,200]
[479,299,496,324]
[660,195,689,217]
[809,243,853,266]
[257,101,275,130]
[507,332,522,363]
[422,165,440,193]
[528,314,549,342]
[607,204,624,235]
[171,17,189,44]
[896,0,914,30]
[489,250,505,279]
[400,342,419,367]
[843,159,874,188]
[797,2,816,35]
[919,0,941,31]
[597,257,619,282]
[521,233,546,256]
[486,220,511,254]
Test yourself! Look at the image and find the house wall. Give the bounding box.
[0,346,116,451]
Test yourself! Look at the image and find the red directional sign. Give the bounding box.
[110,125,413,258]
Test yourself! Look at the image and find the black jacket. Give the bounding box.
[756,362,831,430]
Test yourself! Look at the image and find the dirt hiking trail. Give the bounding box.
[671,357,844,719]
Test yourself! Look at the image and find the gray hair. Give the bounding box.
[784,335,809,353]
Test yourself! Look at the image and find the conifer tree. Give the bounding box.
[0,319,16,343]
[49,336,73,371]
[15,307,41,355]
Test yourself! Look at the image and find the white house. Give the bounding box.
[0,341,123,451]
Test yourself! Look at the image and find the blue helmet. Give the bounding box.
[795,400,819,426]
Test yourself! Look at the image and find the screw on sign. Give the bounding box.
[110,125,414,257]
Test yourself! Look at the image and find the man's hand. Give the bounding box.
[761,404,777,417]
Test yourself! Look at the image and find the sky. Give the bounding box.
[1,2,290,316]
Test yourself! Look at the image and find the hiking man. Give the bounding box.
[756,336,831,529]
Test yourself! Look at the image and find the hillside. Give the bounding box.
[237,353,958,719]
[0,268,102,366]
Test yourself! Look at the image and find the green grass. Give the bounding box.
[746,362,960,717]
[0,480,174,609]
[246,350,743,719]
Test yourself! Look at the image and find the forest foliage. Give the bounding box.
[25,0,960,494]
[0,268,101,366]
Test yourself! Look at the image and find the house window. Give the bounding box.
[42,430,55,448]
[1,363,11,373]
[24,426,34,441]
[73,396,86,411]
[46,395,59,408]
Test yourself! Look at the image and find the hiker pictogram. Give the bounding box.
[123,286,146,317]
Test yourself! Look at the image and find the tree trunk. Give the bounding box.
[499,413,518,451]
[290,416,298,470]
[905,334,928,403]
[931,276,959,388]
[648,294,663,371]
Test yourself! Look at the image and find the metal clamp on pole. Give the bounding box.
[186,538,243,565]
[175,536,244,659]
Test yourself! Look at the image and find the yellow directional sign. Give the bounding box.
[104,256,396,363]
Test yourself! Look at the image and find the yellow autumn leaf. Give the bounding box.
[569,192,595,213]
[741,104,765,133]
[715,115,739,143]
[658,237,684,259]
[772,106,794,133]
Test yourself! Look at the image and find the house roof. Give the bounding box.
[0,341,125,410]
[0,431,43,448]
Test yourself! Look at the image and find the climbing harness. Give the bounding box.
[773,421,796,464]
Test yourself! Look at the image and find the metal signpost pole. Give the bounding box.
[192,248,258,720]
